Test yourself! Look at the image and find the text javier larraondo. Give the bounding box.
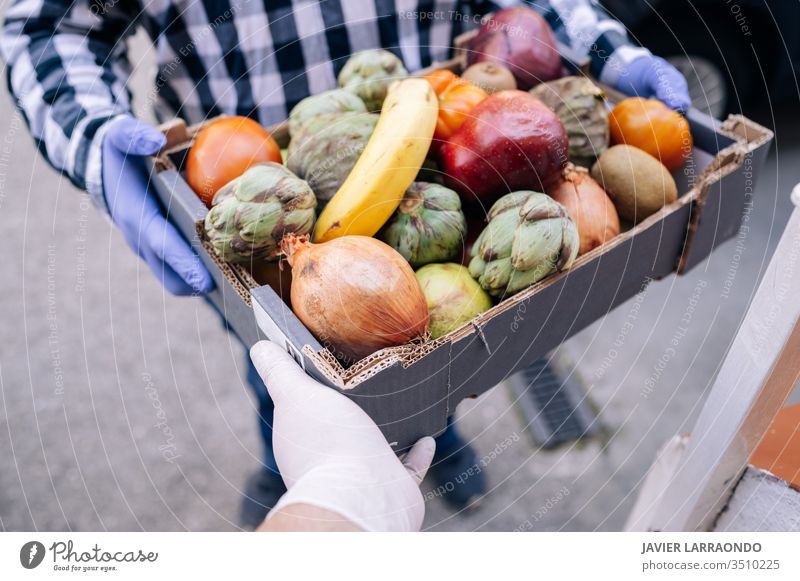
[641,541,761,555]
[48,540,158,572]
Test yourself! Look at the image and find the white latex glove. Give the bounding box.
[250,341,436,532]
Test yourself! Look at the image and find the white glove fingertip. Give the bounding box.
[401,436,436,486]
[250,341,310,403]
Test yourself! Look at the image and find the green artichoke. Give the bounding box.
[531,76,609,168]
[338,49,408,111]
[204,163,317,263]
[469,191,579,297]
[288,88,367,137]
[286,112,378,206]
[380,182,467,268]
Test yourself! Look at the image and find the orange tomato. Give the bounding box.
[425,69,459,97]
[608,97,693,172]
[186,116,282,207]
[434,80,488,142]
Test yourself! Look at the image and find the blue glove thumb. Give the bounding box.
[106,116,166,157]
[616,55,692,114]
[103,116,214,296]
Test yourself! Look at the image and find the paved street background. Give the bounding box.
[1,26,798,532]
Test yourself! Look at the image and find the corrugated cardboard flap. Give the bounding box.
[301,331,454,390]
[677,115,773,273]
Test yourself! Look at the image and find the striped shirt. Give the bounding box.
[1,0,649,211]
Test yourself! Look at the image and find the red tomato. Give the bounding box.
[608,97,693,172]
[186,116,282,206]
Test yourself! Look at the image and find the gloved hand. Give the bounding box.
[102,116,214,295]
[250,341,436,532]
[614,55,692,113]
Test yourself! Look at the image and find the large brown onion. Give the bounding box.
[548,164,621,255]
[281,234,429,363]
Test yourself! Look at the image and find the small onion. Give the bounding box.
[548,164,620,255]
[281,234,429,363]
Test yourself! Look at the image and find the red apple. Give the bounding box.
[440,90,568,205]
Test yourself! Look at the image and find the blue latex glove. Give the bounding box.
[614,55,692,113]
[102,116,214,295]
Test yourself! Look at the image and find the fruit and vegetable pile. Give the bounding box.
[184,7,694,366]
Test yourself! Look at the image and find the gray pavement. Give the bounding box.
[1,29,799,532]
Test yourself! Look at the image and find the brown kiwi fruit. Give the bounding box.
[461,63,517,94]
[590,145,678,224]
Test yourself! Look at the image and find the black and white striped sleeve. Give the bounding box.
[480,0,652,84]
[1,0,138,211]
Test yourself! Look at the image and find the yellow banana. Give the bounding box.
[313,78,438,242]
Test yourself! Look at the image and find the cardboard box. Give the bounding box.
[148,58,773,450]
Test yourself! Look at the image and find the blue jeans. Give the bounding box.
[245,356,461,474]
